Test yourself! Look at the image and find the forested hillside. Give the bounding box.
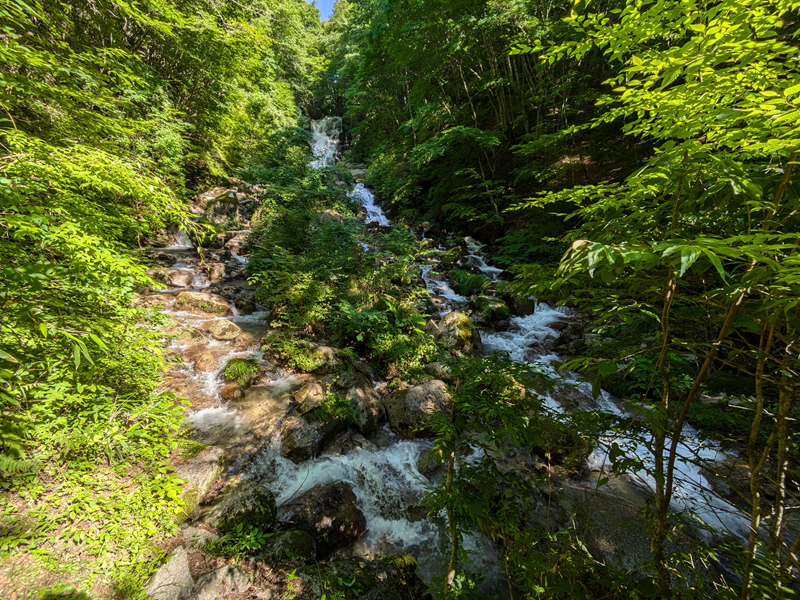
[2,0,799,599]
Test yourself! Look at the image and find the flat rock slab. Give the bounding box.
[176,447,225,521]
[175,292,232,317]
[146,547,194,600]
[196,565,251,600]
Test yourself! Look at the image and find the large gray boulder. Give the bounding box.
[175,447,224,521]
[146,547,194,600]
[277,482,366,557]
[280,416,345,464]
[195,565,251,600]
[204,480,277,534]
[382,380,452,439]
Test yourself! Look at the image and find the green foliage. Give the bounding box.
[224,358,259,387]
[263,337,328,373]
[449,270,490,297]
[204,523,273,561]
[305,392,356,425]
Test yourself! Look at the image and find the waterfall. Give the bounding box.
[309,117,343,169]
[169,229,194,250]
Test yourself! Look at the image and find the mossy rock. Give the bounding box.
[265,530,317,563]
[204,480,277,534]
[470,295,510,324]
[175,291,232,316]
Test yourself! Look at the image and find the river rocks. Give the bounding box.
[146,547,194,600]
[428,311,483,354]
[194,351,219,372]
[205,190,240,225]
[494,319,510,332]
[225,232,250,254]
[280,415,345,463]
[148,268,193,288]
[201,319,242,341]
[424,361,454,383]
[176,447,225,521]
[293,383,326,415]
[343,372,382,435]
[195,565,251,600]
[311,345,340,374]
[204,480,277,534]
[507,294,537,317]
[553,321,585,355]
[277,482,366,557]
[440,246,462,270]
[135,293,175,310]
[383,380,452,439]
[291,558,428,600]
[220,382,243,401]
[263,530,317,563]
[175,292,232,317]
[204,262,226,282]
[174,328,207,346]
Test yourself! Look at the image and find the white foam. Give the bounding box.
[349,183,390,227]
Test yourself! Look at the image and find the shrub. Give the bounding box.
[223,358,259,387]
[450,269,489,296]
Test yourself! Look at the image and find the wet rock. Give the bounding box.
[277,482,366,557]
[176,447,225,521]
[553,321,584,354]
[293,383,326,415]
[194,351,219,372]
[291,558,428,600]
[146,546,194,600]
[383,380,452,439]
[325,430,378,456]
[440,246,463,270]
[149,268,193,288]
[220,382,243,401]
[201,319,242,341]
[508,294,537,317]
[430,311,483,354]
[263,530,317,563]
[311,345,340,374]
[175,292,232,317]
[280,415,345,464]
[204,480,277,534]
[494,319,510,332]
[423,362,453,383]
[174,328,207,346]
[225,232,250,254]
[135,293,175,310]
[206,191,240,225]
[469,295,510,325]
[344,372,382,435]
[182,526,219,550]
[205,262,226,282]
[195,565,251,600]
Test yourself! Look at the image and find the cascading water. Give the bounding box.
[309,117,343,169]
[349,183,390,226]
[169,228,194,250]
[464,240,754,542]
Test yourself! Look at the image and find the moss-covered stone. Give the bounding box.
[470,295,510,324]
[204,480,277,534]
[175,291,232,316]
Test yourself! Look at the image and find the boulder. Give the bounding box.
[148,268,194,288]
[174,328,207,346]
[311,345,340,375]
[204,480,277,534]
[206,191,239,225]
[201,319,242,341]
[263,530,317,563]
[383,380,452,439]
[293,383,326,415]
[469,295,510,325]
[176,447,225,521]
[494,319,510,332]
[182,525,219,550]
[194,352,219,373]
[290,558,428,600]
[277,482,366,557]
[175,292,232,317]
[430,311,483,354]
[280,416,345,464]
[220,382,243,401]
[146,547,194,600]
[205,262,226,282]
[343,373,382,435]
[195,565,251,600]
[508,294,537,317]
[135,294,174,310]
[423,362,454,383]
[225,233,250,254]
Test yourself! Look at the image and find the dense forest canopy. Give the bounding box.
[2,0,800,598]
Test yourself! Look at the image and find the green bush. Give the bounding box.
[305,392,356,424]
[450,269,489,296]
[223,358,259,387]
